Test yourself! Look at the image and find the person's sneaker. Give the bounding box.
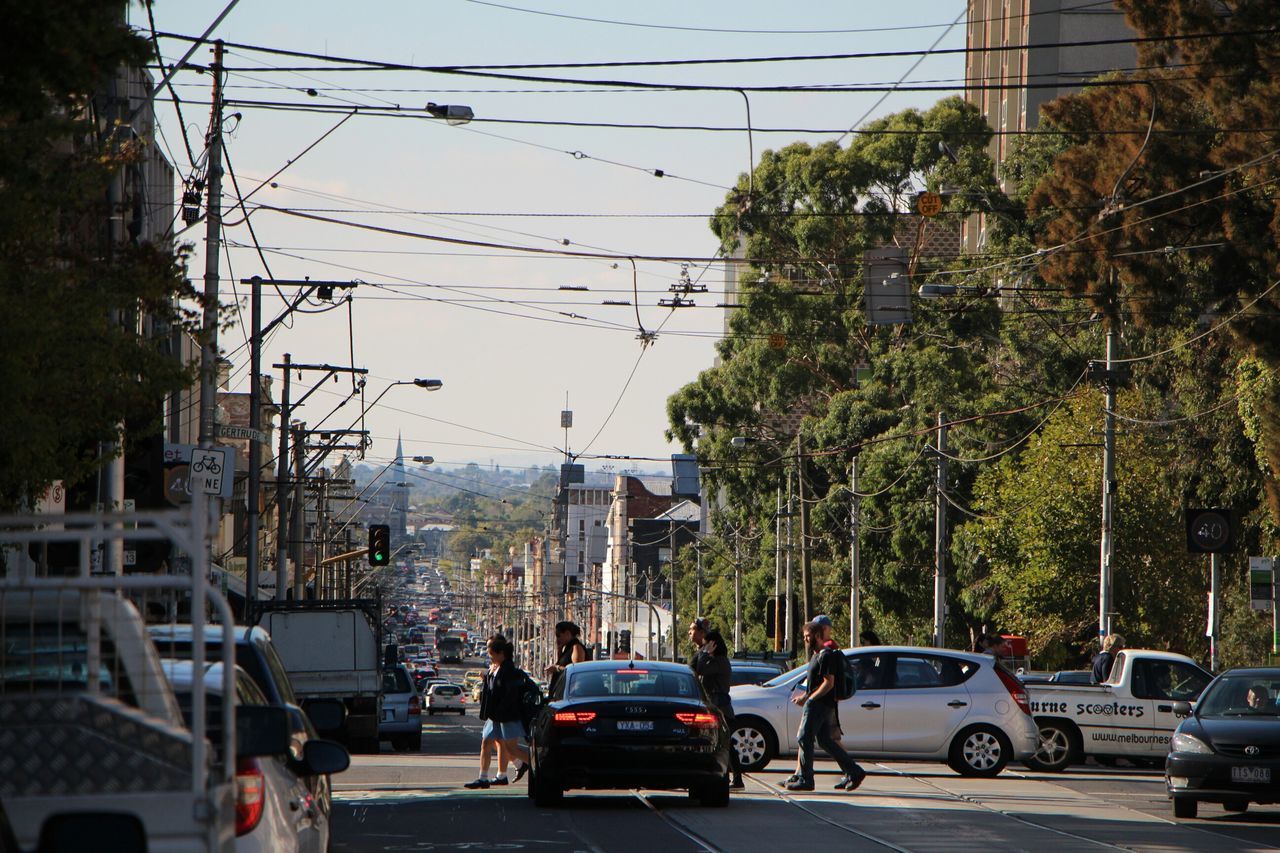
[730,777,746,790]
[784,779,814,791]
[782,773,802,785]
[514,762,530,782]
[463,778,490,789]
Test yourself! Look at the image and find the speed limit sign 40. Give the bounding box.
[1186,508,1233,553]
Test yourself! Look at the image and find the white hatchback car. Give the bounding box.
[729,646,1039,777]
[426,682,467,715]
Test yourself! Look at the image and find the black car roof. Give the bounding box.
[569,660,692,673]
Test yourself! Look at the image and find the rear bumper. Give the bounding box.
[542,743,729,789]
[379,717,420,736]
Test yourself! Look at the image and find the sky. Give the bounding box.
[137,0,968,478]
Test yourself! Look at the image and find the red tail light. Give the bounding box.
[553,711,597,726]
[409,696,421,716]
[235,757,265,837]
[675,712,719,728]
[995,667,1032,716]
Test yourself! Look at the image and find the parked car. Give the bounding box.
[730,660,787,687]
[527,660,731,807]
[1166,667,1280,819]
[146,624,344,825]
[380,664,423,751]
[729,646,1039,777]
[1024,649,1213,771]
[160,659,349,852]
[426,682,467,714]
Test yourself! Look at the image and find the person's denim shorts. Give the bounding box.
[482,718,526,740]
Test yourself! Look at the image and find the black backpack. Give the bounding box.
[827,649,857,701]
[518,671,544,731]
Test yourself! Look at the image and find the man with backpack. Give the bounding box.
[785,615,865,792]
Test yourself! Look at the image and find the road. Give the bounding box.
[329,661,1280,853]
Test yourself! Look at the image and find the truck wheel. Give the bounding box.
[731,717,777,773]
[1023,719,1079,772]
[948,725,1012,778]
[1173,798,1198,819]
[409,732,423,751]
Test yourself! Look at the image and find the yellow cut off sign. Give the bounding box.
[916,191,943,217]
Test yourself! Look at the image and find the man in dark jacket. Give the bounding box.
[687,617,744,789]
[1091,634,1124,684]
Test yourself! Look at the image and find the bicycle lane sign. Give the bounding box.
[190,447,234,498]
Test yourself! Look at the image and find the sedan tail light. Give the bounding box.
[234,757,265,837]
[995,667,1032,716]
[553,711,597,726]
[674,712,719,728]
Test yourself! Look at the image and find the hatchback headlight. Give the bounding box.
[1170,732,1212,755]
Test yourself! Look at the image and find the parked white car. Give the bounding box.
[729,646,1039,777]
[161,660,349,852]
[426,682,467,715]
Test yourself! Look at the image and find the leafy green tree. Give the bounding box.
[0,0,198,509]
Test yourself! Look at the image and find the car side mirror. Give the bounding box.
[305,699,347,733]
[301,739,351,776]
[237,705,292,757]
[1172,701,1192,718]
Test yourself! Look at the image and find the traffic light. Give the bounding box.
[368,524,391,566]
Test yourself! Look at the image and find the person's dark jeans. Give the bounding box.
[797,701,861,783]
[713,694,744,778]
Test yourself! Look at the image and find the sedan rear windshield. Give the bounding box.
[566,669,701,699]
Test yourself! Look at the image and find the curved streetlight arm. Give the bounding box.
[573,584,667,661]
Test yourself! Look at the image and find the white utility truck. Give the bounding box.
[1023,649,1213,771]
[254,598,383,753]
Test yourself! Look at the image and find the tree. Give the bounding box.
[0,1,199,510]
[1025,1,1280,519]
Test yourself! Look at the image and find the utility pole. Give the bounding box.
[98,58,127,577]
[733,535,742,650]
[850,455,861,644]
[1099,328,1118,639]
[797,432,813,623]
[274,353,292,600]
[197,41,226,568]
[933,412,948,648]
[292,421,306,600]
[774,485,782,652]
[695,547,704,616]
[246,274,263,609]
[785,470,794,651]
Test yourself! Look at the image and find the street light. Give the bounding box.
[426,102,474,126]
[412,455,435,464]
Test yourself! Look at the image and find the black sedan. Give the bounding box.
[527,660,732,807]
[1166,667,1280,818]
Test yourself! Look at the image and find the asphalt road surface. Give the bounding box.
[329,660,1280,852]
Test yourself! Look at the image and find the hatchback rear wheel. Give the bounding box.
[948,725,1011,777]
[731,717,777,773]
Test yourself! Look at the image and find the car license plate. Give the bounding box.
[1231,766,1271,784]
[617,720,654,732]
